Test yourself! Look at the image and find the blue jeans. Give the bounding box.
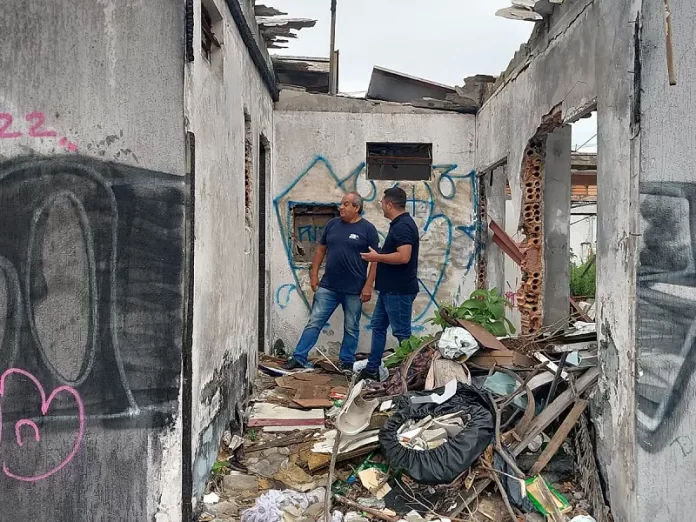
[293,287,363,366]
[367,293,417,371]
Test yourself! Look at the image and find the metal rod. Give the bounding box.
[329,0,337,94]
[545,352,569,407]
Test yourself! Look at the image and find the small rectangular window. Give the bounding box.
[291,204,340,263]
[244,111,253,225]
[366,143,433,181]
[201,2,222,63]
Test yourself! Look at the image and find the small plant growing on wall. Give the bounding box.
[429,288,516,337]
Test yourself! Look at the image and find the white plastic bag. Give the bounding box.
[437,327,479,360]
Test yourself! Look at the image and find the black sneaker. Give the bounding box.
[339,362,354,376]
[357,367,380,382]
[284,357,312,370]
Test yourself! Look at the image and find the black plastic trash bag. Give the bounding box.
[380,383,495,485]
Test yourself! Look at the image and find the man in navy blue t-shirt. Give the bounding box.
[286,192,380,372]
[358,187,419,381]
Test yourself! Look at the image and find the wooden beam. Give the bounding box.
[513,367,598,456]
[530,399,589,475]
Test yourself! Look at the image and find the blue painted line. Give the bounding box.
[275,283,297,310]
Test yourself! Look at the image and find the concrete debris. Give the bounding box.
[273,462,317,492]
[222,473,259,495]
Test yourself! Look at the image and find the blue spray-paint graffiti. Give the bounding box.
[274,155,478,334]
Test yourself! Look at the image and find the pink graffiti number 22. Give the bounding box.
[0,368,85,482]
[25,112,57,138]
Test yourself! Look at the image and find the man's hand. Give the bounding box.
[360,247,380,263]
[360,285,373,303]
[310,274,319,292]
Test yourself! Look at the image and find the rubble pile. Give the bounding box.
[199,311,609,522]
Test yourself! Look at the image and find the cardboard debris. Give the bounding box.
[293,384,334,408]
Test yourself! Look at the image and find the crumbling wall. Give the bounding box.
[272,92,477,356]
[0,1,187,521]
[184,0,275,513]
[476,0,640,519]
[518,137,546,334]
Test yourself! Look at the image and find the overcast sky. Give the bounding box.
[269,0,596,151]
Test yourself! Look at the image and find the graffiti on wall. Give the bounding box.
[637,181,696,452]
[0,112,77,151]
[273,156,478,333]
[0,155,186,481]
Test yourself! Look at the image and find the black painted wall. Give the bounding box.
[0,155,187,521]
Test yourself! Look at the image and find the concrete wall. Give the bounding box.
[0,1,186,522]
[477,0,641,518]
[635,0,696,520]
[271,92,477,356]
[184,0,274,510]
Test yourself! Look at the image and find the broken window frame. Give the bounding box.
[289,203,340,264]
[366,142,433,181]
[201,3,221,62]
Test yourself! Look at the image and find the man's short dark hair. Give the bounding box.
[383,187,407,209]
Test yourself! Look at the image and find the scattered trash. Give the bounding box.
[358,467,392,498]
[525,476,572,518]
[484,371,529,409]
[248,403,325,432]
[312,429,380,456]
[437,326,479,360]
[202,492,220,505]
[424,358,471,390]
[410,378,458,406]
[201,325,607,521]
[336,380,379,435]
[380,400,394,412]
[353,359,389,382]
[240,488,326,522]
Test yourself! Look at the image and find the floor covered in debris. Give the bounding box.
[198,313,609,522]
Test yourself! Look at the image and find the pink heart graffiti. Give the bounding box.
[0,368,85,482]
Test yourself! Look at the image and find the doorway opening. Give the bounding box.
[569,110,597,322]
[257,135,269,353]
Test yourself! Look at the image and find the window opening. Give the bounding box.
[291,204,339,263]
[366,143,433,181]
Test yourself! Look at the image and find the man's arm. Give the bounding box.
[310,245,327,291]
[361,244,411,265]
[361,262,377,302]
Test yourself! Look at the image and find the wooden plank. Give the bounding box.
[529,399,589,476]
[248,418,326,427]
[513,367,598,456]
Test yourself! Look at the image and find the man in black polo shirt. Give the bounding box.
[285,192,380,373]
[359,187,419,381]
